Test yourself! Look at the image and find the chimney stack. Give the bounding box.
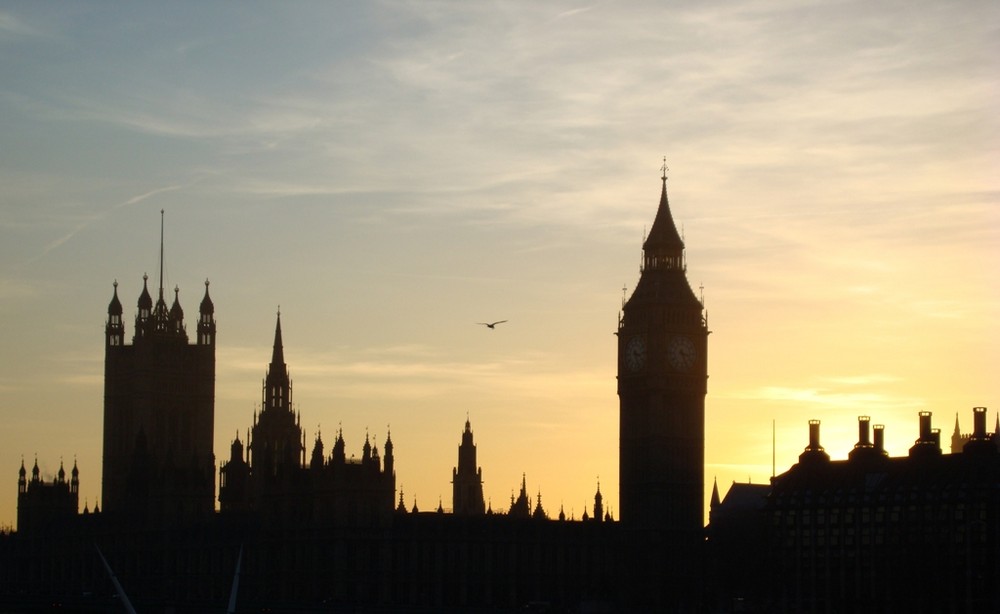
[799,419,830,464]
[873,424,886,456]
[910,412,942,458]
[919,411,932,443]
[973,406,987,440]
[856,416,872,448]
[808,420,823,452]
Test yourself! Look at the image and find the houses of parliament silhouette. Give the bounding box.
[3,173,998,613]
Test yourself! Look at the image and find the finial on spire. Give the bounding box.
[661,156,668,180]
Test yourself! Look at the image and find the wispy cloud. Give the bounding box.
[741,385,923,414]
[0,11,43,40]
[23,183,191,265]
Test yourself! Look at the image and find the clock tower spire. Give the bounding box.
[617,164,708,608]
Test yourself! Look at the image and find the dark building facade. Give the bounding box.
[10,176,704,612]
[617,164,709,607]
[218,313,396,526]
[706,408,1000,613]
[951,409,1000,453]
[102,269,216,524]
[16,458,79,536]
[10,171,996,612]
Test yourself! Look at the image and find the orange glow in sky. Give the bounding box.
[1,2,997,528]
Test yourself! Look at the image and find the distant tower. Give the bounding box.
[219,433,250,512]
[593,479,604,523]
[17,458,80,534]
[452,418,486,515]
[509,474,531,519]
[250,311,304,479]
[617,166,708,606]
[101,214,216,523]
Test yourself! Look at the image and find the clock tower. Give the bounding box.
[618,165,708,606]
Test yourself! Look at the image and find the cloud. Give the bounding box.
[0,11,42,40]
[741,385,923,414]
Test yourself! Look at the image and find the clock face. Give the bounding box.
[625,336,646,372]
[668,335,697,371]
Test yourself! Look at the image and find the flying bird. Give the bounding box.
[477,320,508,329]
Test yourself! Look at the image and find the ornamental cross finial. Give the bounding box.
[661,157,668,179]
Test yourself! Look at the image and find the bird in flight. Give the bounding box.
[477,320,508,329]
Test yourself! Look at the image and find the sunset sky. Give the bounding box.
[1,1,997,528]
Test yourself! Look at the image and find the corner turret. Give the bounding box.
[106,280,125,347]
[197,279,216,345]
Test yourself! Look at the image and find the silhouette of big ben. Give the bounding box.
[618,164,708,606]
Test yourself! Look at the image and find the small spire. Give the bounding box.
[137,273,152,310]
[108,280,123,315]
[199,279,214,315]
[271,309,285,366]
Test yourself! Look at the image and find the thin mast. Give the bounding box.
[158,209,165,298]
[772,419,776,478]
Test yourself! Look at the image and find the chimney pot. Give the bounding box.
[973,407,987,440]
[873,424,886,455]
[919,411,933,442]
[808,419,823,451]
[857,416,871,448]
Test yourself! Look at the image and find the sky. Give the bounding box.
[1,1,997,529]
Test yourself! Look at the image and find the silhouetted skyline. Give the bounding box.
[1,2,997,529]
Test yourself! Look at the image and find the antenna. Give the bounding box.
[158,209,165,299]
[772,419,776,478]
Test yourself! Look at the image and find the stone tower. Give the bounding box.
[452,418,485,515]
[617,166,708,606]
[101,215,216,524]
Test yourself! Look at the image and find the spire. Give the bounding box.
[396,489,407,514]
[197,279,216,346]
[532,490,546,519]
[383,426,394,476]
[641,159,685,270]
[271,309,285,368]
[169,285,184,332]
[710,477,720,508]
[137,274,153,313]
[594,478,604,523]
[106,280,125,346]
[108,280,123,316]
[310,430,325,469]
[199,279,214,315]
[263,309,290,412]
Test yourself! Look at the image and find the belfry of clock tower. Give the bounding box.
[617,165,708,607]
